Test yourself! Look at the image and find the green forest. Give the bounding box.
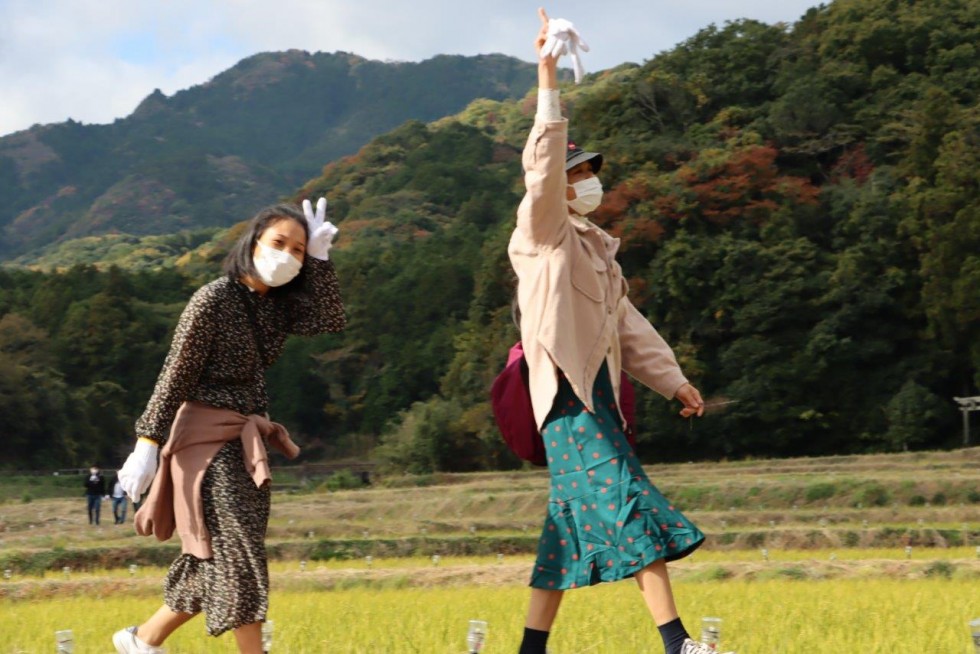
[1,0,977,472]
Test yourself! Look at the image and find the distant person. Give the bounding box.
[113,199,345,654]
[111,475,128,525]
[84,465,106,525]
[507,10,721,654]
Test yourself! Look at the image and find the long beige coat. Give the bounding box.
[508,118,689,430]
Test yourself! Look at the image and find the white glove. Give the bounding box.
[302,197,339,260]
[541,18,590,84]
[118,439,159,502]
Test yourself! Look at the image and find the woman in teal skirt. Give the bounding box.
[531,364,704,592]
[506,10,721,654]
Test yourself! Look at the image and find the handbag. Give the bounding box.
[490,342,637,466]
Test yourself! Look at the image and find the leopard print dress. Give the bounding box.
[164,440,271,636]
[136,257,345,636]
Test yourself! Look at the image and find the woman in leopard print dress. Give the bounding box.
[113,201,344,654]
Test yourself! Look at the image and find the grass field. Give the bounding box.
[2,576,979,652]
[2,448,979,652]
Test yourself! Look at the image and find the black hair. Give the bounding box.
[222,203,311,295]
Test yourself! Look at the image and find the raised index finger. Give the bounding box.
[538,7,549,27]
[315,197,327,225]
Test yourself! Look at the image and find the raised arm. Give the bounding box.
[282,256,346,336]
[515,8,570,247]
[282,198,347,335]
[536,8,559,91]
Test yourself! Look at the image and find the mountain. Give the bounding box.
[0,51,543,260]
[1,0,978,470]
[292,0,980,465]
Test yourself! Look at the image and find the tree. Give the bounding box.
[883,380,948,451]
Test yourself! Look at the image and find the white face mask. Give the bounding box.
[568,176,603,215]
[253,241,302,287]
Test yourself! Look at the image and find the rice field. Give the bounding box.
[2,573,979,653]
[2,449,979,652]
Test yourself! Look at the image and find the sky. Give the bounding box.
[0,0,821,138]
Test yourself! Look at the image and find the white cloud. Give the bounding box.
[0,0,820,137]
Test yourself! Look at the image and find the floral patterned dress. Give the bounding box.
[530,363,704,590]
[136,258,344,635]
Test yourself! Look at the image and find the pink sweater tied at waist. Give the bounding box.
[134,401,300,559]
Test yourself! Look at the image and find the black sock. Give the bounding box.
[518,627,550,654]
[658,617,689,654]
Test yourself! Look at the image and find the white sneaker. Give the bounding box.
[112,626,166,654]
[681,638,734,654]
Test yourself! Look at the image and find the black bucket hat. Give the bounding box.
[565,141,603,174]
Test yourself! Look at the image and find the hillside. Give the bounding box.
[2,449,978,652]
[2,447,979,569]
[0,0,977,470]
[292,0,980,465]
[0,51,543,259]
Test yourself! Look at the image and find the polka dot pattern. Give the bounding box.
[529,364,704,591]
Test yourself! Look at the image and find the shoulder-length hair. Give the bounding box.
[222,203,311,295]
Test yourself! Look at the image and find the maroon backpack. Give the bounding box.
[491,342,637,466]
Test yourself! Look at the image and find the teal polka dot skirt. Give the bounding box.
[530,364,704,590]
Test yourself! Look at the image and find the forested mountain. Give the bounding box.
[0,51,541,260]
[1,0,977,471]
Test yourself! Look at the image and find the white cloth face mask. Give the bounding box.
[253,241,302,287]
[568,176,603,215]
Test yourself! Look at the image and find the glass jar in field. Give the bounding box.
[261,620,274,652]
[701,616,722,650]
[466,619,487,653]
[54,629,73,653]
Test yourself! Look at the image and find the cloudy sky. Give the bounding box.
[1,0,820,137]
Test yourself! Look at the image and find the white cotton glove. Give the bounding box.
[117,438,159,502]
[302,197,339,261]
[541,18,590,83]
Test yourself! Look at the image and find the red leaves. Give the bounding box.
[671,145,818,225]
[594,178,647,222]
[831,144,874,184]
[593,178,666,246]
[592,144,821,248]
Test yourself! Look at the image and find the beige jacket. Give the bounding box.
[134,401,300,559]
[508,117,689,430]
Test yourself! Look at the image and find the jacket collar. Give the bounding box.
[569,214,621,259]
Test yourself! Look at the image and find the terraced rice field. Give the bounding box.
[1,448,978,652]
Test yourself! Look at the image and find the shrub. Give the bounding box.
[675,486,709,506]
[859,484,890,507]
[717,533,738,545]
[923,561,954,579]
[909,495,927,506]
[320,469,365,492]
[805,482,837,502]
[777,566,808,580]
